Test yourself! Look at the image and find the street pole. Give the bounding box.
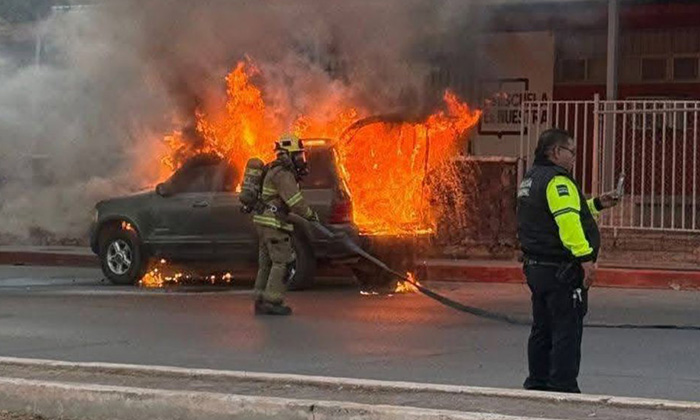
[603,0,620,197]
[606,0,619,101]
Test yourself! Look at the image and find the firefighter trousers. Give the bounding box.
[254,225,295,304]
[523,263,588,393]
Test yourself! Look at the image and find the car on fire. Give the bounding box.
[89,141,365,290]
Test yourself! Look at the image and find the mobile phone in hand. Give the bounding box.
[615,173,625,198]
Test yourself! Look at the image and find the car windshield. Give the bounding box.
[300,147,337,189]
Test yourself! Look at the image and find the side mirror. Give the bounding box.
[156,183,169,197]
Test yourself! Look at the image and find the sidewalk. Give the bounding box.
[0,357,698,420]
[1,246,700,290]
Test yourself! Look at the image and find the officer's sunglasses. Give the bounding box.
[558,146,577,156]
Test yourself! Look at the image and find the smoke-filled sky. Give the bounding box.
[0,0,489,243]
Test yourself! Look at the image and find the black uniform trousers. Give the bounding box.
[523,263,588,393]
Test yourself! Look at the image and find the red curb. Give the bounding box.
[419,264,524,284]
[596,268,700,290]
[0,252,99,268]
[421,263,700,290]
[3,251,700,290]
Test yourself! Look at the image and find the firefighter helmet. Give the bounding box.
[274,134,305,154]
[274,134,308,177]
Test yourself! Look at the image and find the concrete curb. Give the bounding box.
[0,250,98,267]
[0,377,550,420]
[0,357,698,413]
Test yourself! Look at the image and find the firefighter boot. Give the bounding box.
[253,296,266,315]
[256,300,293,316]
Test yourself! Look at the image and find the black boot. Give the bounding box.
[256,300,293,316]
[254,297,266,315]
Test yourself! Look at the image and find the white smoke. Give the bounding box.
[0,0,486,244]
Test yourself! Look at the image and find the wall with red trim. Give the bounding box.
[555,84,700,101]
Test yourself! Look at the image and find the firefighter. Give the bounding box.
[252,134,319,316]
[517,128,619,393]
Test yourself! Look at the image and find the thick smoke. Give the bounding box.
[0,0,484,244]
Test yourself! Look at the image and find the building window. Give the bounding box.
[641,57,667,81]
[559,59,587,82]
[673,57,698,80]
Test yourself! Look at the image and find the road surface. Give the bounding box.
[0,265,698,401]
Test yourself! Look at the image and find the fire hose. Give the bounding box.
[287,214,700,331]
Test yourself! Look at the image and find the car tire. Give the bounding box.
[286,231,317,291]
[99,226,149,285]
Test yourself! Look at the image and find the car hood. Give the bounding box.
[96,190,154,208]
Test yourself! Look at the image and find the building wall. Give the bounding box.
[471,31,555,158]
[556,27,700,100]
[468,1,700,157]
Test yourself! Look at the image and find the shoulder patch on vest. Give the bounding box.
[517,178,533,198]
[556,184,570,197]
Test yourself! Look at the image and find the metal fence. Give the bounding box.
[520,95,700,233]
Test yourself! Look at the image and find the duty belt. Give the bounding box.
[523,258,565,268]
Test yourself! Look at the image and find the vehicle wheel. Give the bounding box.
[286,231,317,291]
[99,226,148,285]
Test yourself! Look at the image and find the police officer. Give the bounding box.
[517,128,619,393]
[252,134,319,316]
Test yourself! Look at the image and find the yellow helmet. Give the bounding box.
[274,134,304,154]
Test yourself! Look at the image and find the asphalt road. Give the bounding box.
[0,266,698,402]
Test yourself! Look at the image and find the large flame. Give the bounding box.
[334,92,481,235]
[158,58,481,235]
[161,60,277,175]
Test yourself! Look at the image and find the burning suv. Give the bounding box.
[89,142,362,289]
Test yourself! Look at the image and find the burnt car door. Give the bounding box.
[207,163,258,261]
[150,156,224,259]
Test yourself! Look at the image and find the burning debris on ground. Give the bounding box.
[139,259,236,289]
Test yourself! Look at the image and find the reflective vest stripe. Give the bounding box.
[552,208,579,218]
[253,215,293,231]
[286,192,303,207]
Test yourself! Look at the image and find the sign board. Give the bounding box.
[472,32,555,157]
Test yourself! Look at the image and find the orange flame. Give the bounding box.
[334,92,481,235]
[394,272,421,294]
[161,59,277,176]
[139,259,233,288]
[159,58,481,236]
[140,259,183,288]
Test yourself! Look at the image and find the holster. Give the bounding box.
[555,261,583,290]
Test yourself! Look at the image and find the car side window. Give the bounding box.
[300,148,336,189]
[167,163,238,195]
[166,165,212,194]
[210,163,239,193]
